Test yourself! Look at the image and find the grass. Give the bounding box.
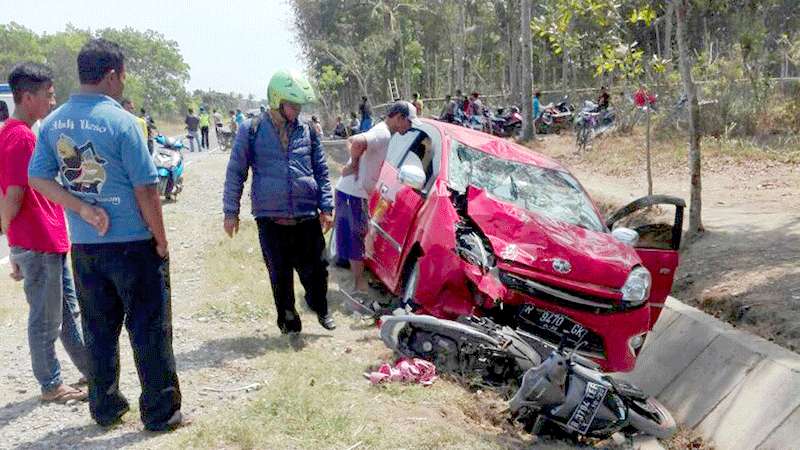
[170,344,515,450]
[532,128,800,179]
[194,220,275,323]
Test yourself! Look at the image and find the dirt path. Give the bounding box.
[532,132,800,351]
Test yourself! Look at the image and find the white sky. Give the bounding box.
[0,0,305,98]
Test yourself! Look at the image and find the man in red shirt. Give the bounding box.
[0,62,90,403]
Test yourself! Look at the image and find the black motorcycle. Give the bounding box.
[380,314,676,440]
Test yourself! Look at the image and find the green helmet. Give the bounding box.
[267,69,317,110]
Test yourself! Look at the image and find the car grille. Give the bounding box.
[499,270,619,312]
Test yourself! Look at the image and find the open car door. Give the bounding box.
[606,195,685,328]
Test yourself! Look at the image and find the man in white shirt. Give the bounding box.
[335,101,420,294]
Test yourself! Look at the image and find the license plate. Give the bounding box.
[566,381,609,434]
[519,305,589,342]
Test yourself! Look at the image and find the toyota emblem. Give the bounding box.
[552,259,572,274]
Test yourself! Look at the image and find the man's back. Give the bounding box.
[185,114,199,131]
[29,93,158,244]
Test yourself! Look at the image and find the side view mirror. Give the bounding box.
[398,165,426,191]
[611,227,639,246]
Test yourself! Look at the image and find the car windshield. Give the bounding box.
[448,141,604,232]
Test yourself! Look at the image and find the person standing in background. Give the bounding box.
[213,109,224,140]
[358,96,372,132]
[185,108,200,152]
[198,107,210,150]
[411,92,424,117]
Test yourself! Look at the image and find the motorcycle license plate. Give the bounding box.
[518,305,589,342]
[566,381,609,434]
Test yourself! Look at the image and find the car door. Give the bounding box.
[366,127,437,292]
[606,195,685,328]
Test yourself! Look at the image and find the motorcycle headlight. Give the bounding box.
[621,266,651,306]
[456,230,495,272]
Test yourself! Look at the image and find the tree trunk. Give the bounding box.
[521,0,534,140]
[676,0,703,234]
[561,18,574,98]
[646,108,653,196]
[510,5,519,104]
[455,2,466,91]
[663,1,674,62]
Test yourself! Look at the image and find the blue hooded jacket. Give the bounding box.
[223,113,333,219]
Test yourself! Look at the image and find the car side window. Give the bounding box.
[386,130,421,168]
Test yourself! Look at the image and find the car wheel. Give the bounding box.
[401,260,420,307]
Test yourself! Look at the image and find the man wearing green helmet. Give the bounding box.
[223,69,336,334]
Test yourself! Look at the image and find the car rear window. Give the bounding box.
[448,141,604,232]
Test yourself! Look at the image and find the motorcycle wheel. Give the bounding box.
[157,177,168,197]
[627,396,677,439]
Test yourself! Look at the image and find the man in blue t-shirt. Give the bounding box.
[28,38,186,432]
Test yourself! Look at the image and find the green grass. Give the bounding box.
[194,220,275,323]
[167,340,515,450]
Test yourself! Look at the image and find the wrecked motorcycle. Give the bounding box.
[380,314,676,440]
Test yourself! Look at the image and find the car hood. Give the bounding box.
[465,186,639,290]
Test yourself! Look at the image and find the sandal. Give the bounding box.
[41,384,88,403]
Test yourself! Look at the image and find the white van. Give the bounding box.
[0,83,14,126]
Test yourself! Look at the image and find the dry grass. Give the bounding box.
[530,128,800,179]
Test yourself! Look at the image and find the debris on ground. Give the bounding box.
[365,358,437,385]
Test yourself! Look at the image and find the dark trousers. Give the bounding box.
[200,126,209,149]
[256,217,329,333]
[71,239,181,430]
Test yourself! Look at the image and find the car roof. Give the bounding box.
[420,118,566,171]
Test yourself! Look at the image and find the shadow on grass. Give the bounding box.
[176,333,332,371]
[16,423,155,450]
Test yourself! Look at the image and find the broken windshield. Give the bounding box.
[448,141,604,232]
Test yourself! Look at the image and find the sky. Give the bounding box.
[0,0,305,98]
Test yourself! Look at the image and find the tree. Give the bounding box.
[676,0,703,234]
[97,28,190,115]
[521,0,534,140]
[0,22,44,77]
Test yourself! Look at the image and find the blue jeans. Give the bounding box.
[187,130,199,152]
[9,247,90,393]
[71,239,181,430]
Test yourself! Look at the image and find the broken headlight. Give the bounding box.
[621,266,651,306]
[456,227,495,273]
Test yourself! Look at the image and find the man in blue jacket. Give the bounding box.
[223,70,336,334]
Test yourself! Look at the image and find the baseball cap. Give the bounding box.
[387,101,422,127]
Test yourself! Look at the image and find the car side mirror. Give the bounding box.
[611,227,639,246]
[398,165,426,191]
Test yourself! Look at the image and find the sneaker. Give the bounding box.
[318,314,336,330]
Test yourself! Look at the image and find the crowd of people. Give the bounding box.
[0,35,424,434]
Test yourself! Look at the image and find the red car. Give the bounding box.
[362,119,684,373]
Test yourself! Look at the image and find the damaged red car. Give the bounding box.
[362,119,684,373]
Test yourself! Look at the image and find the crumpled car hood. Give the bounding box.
[465,186,638,289]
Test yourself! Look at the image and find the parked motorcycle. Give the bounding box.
[380,314,676,440]
[488,107,523,137]
[153,134,185,200]
[536,100,574,135]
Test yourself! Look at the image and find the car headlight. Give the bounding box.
[456,230,495,273]
[621,266,651,306]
